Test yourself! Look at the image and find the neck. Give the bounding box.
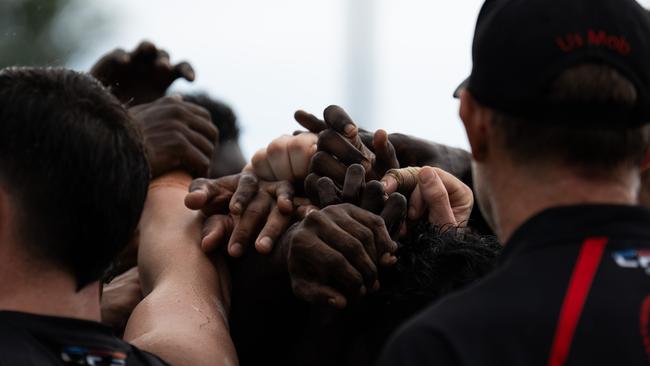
[487,164,640,243]
[0,251,101,321]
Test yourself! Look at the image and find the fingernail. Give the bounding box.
[328,298,337,307]
[420,168,435,183]
[258,237,273,252]
[360,286,367,296]
[344,124,355,137]
[230,243,243,257]
[232,202,242,214]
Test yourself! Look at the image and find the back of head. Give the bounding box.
[492,64,649,176]
[460,0,650,176]
[0,67,149,288]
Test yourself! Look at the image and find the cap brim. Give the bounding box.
[453,77,469,99]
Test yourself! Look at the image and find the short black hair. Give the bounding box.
[492,64,650,176]
[182,93,240,142]
[0,67,149,288]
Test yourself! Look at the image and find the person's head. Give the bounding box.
[182,93,246,177]
[0,67,149,289]
[456,0,650,234]
[332,223,501,365]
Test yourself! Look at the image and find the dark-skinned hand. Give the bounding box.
[282,200,405,309]
[185,172,304,257]
[90,41,195,105]
[294,106,400,200]
[295,108,473,181]
[274,164,407,308]
[305,164,406,236]
[130,96,218,178]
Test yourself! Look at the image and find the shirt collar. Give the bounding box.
[499,204,650,264]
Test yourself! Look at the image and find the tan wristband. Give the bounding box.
[385,166,422,193]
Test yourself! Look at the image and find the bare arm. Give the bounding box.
[124,172,237,366]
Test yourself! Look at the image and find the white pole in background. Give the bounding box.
[346,0,377,129]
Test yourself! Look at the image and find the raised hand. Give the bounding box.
[315,106,399,181]
[90,41,195,105]
[129,96,218,178]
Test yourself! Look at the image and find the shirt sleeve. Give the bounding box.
[377,320,461,366]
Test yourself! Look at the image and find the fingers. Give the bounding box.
[266,135,294,181]
[323,105,358,141]
[346,205,398,266]
[409,167,457,226]
[292,228,366,298]
[181,140,211,177]
[131,40,158,62]
[255,205,291,254]
[183,102,218,143]
[317,177,342,207]
[201,215,234,253]
[287,133,318,180]
[304,173,322,205]
[294,110,327,134]
[360,180,386,214]
[229,172,259,215]
[317,129,367,166]
[183,126,215,159]
[227,192,272,257]
[291,278,347,309]
[433,168,474,225]
[173,61,195,81]
[380,192,408,236]
[372,129,399,174]
[252,148,276,181]
[296,204,319,219]
[326,210,380,285]
[89,48,130,80]
[185,175,239,213]
[381,175,399,195]
[154,49,172,74]
[341,164,365,203]
[309,151,347,186]
[272,181,295,215]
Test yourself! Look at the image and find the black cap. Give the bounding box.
[454,0,650,127]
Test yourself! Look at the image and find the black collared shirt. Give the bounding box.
[378,205,650,365]
[0,311,167,365]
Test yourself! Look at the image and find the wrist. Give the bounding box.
[149,171,192,192]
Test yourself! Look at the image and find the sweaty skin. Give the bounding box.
[124,172,237,366]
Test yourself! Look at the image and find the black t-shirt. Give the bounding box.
[0,311,167,365]
[378,205,650,365]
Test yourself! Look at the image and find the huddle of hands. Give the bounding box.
[93,41,474,313]
[185,105,474,309]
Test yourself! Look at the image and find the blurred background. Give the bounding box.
[3,0,650,158]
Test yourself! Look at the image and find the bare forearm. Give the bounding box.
[124,172,237,366]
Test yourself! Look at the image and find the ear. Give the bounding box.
[459,90,490,162]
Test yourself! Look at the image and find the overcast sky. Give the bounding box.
[70,0,650,159]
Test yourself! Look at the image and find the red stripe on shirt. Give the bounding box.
[641,295,650,363]
[547,237,608,366]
